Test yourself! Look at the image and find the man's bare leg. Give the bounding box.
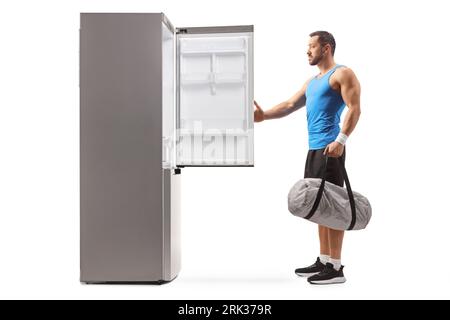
[328,228,344,260]
[308,227,347,284]
[319,225,330,256]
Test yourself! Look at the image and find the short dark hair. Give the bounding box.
[309,31,336,56]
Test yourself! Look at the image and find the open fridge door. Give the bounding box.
[175,26,254,167]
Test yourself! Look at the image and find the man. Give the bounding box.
[254,31,361,284]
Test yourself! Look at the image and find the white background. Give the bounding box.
[0,0,449,300]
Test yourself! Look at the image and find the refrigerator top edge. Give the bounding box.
[80,12,175,30]
[161,13,176,34]
[79,13,251,35]
[176,25,253,34]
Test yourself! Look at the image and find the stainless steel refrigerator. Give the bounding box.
[80,13,254,283]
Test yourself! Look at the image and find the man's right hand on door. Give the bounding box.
[254,100,265,122]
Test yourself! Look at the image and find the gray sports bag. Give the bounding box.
[288,156,371,231]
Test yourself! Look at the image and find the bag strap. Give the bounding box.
[304,156,329,220]
[304,155,357,231]
[338,157,357,230]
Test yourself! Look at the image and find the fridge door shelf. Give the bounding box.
[180,72,246,86]
[178,132,250,136]
[177,160,251,166]
[177,133,251,166]
[180,50,246,56]
[179,35,248,53]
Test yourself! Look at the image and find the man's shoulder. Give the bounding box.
[336,66,355,76]
[334,66,356,82]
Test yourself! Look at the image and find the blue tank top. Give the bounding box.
[305,65,346,150]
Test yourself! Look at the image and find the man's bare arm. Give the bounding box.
[254,78,312,122]
[339,69,361,137]
[323,68,361,157]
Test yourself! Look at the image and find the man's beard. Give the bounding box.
[309,50,325,65]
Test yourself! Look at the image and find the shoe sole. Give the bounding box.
[308,277,346,285]
[295,271,320,277]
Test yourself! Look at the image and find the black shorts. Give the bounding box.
[304,147,346,187]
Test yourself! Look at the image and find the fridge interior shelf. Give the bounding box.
[179,36,248,52]
[177,160,250,165]
[180,73,246,86]
[178,131,250,137]
[180,50,246,56]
